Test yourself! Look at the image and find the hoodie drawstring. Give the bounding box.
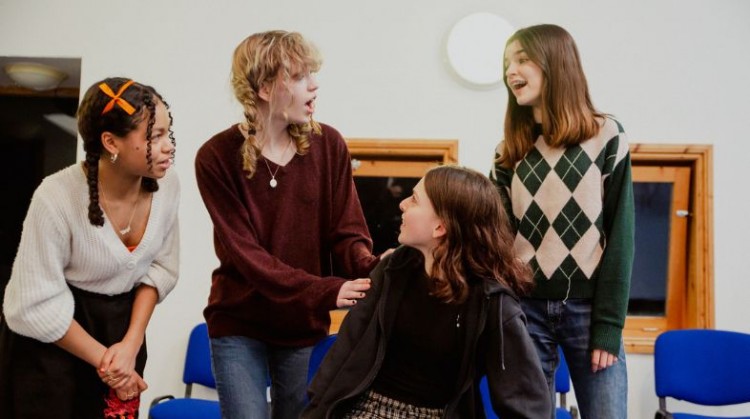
[499,296,505,370]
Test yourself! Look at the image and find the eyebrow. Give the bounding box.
[504,47,526,63]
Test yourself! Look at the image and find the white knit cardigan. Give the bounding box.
[3,163,180,342]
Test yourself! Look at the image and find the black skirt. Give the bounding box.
[0,285,147,419]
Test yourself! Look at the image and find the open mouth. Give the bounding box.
[509,80,527,90]
[305,97,316,113]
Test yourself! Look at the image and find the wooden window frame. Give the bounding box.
[331,140,713,354]
[347,139,458,177]
[626,166,690,347]
[625,144,714,353]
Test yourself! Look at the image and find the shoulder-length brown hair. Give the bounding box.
[231,30,322,178]
[424,165,532,303]
[498,24,605,168]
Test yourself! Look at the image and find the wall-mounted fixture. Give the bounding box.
[3,61,68,91]
[445,12,515,89]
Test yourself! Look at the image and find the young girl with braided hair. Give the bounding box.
[1,77,179,418]
[195,30,381,418]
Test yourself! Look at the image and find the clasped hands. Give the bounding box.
[97,340,148,401]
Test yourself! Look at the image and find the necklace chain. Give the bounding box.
[99,182,140,237]
[262,139,294,188]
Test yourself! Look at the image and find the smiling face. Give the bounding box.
[504,39,544,121]
[398,179,445,256]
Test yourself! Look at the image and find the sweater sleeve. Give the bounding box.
[137,175,180,301]
[486,295,551,419]
[3,187,75,343]
[195,141,345,312]
[489,143,517,232]
[326,128,378,278]
[590,126,635,355]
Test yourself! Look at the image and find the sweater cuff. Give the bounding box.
[590,322,623,355]
[323,278,347,311]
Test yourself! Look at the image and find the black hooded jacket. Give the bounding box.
[303,246,551,418]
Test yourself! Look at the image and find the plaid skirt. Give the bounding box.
[0,285,147,419]
[343,390,444,419]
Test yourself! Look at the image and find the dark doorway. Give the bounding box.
[0,88,79,302]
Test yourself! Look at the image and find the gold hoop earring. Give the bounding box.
[110,153,118,164]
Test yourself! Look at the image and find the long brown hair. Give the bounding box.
[77,77,175,227]
[498,24,605,168]
[424,165,532,303]
[231,30,322,178]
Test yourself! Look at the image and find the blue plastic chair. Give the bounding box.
[149,323,221,419]
[654,329,750,419]
[553,349,576,419]
[308,333,337,384]
[481,347,577,418]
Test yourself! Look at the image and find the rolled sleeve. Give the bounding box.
[138,217,179,302]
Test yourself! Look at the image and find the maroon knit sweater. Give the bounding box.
[195,123,378,347]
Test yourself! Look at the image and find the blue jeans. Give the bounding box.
[210,336,312,419]
[521,298,627,419]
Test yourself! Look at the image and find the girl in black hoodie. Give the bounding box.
[304,165,550,418]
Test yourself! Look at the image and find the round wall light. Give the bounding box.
[445,12,515,89]
[4,61,68,91]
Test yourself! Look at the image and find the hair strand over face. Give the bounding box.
[231,30,322,178]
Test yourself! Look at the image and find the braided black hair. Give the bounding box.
[77,77,175,226]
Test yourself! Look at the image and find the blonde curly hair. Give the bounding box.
[231,30,322,178]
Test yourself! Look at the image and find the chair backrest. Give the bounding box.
[655,329,750,406]
[307,334,337,384]
[182,323,216,390]
[480,346,574,419]
[554,348,575,419]
[555,348,571,394]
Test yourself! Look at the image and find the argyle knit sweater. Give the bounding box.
[491,118,634,354]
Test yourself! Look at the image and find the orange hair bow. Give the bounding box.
[99,80,136,115]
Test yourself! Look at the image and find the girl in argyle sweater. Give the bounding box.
[491,24,634,419]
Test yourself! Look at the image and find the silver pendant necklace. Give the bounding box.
[99,182,140,237]
[264,158,280,188]
[262,139,293,188]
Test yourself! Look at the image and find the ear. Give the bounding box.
[432,222,447,239]
[100,131,119,156]
[258,81,273,102]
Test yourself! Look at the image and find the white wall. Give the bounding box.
[2,0,749,417]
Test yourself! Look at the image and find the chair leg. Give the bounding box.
[655,397,671,419]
